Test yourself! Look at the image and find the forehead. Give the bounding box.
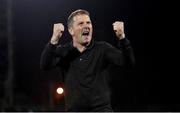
[73,14,91,22]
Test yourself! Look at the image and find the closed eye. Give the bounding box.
[87,21,91,24]
[78,22,83,25]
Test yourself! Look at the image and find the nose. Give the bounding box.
[83,24,88,27]
[83,24,90,30]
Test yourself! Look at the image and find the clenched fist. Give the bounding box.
[51,23,64,45]
[113,21,125,40]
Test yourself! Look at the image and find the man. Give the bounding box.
[40,9,135,111]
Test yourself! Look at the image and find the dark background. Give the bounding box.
[0,0,179,111]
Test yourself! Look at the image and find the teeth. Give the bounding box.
[82,32,89,35]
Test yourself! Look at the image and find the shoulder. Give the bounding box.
[95,41,114,48]
[57,42,71,49]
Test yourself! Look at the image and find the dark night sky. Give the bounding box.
[1,0,179,111]
[12,0,146,106]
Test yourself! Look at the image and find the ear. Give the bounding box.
[68,27,74,36]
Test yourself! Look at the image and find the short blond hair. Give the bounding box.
[67,9,90,28]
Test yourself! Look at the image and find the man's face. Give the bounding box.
[69,14,93,46]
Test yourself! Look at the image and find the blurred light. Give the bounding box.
[56,87,64,94]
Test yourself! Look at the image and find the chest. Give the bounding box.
[71,49,100,69]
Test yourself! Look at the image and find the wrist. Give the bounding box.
[50,36,59,45]
[117,33,125,40]
[50,40,58,45]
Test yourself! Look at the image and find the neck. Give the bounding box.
[73,41,89,53]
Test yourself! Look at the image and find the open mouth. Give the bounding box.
[82,29,90,37]
[82,31,89,36]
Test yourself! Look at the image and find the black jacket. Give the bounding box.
[40,38,135,111]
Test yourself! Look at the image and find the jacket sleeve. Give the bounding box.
[40,42,64,70]
[104,38,135,68]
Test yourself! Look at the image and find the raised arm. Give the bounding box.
[40,23,65,70]
[104,21,135,68]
